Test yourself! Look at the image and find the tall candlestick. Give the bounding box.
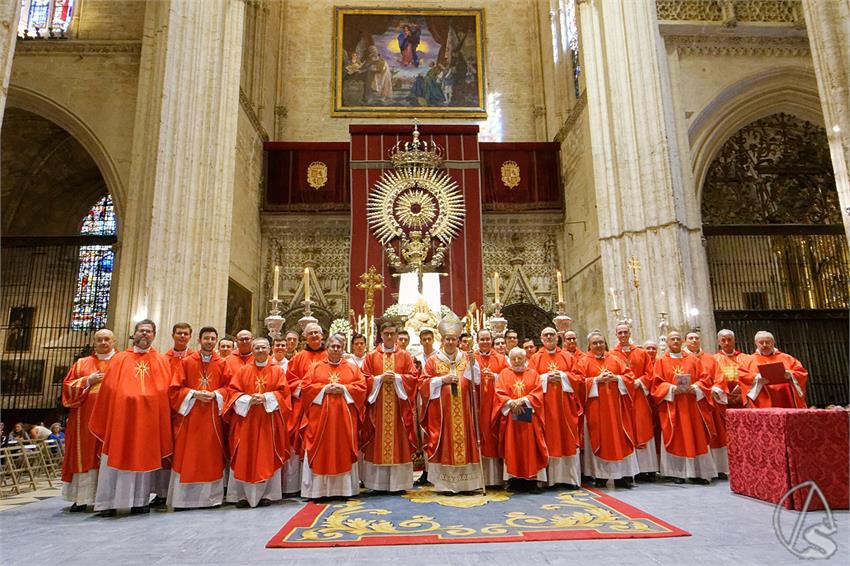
[609,287,618,311]
[303,267,310,302]
[494,272,500,304]
[272,265,280,301]
[556,270,564,304]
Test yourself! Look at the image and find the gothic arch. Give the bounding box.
[689,67,824,203]
[5,85,126,222]
[502,302,555,343]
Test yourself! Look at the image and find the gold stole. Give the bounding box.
[436,355,469,465]
[380,352,396,464]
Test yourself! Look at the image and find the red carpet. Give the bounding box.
[267,487,690,548]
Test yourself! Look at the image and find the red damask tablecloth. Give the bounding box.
[727,408,849,510]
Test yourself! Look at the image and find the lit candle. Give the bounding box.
[303,267,310,302]
[272,265,280,301]
[556,270,564,304]
[609,287,618,310]
[494,272,500,304]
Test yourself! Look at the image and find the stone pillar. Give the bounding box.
[802,0,850,246]
[112,0,246,348]
[578,0,714,344]
[0,0,21,123]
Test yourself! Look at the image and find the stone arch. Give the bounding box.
[502,302,555,343]
[5,85,127,222]
[689,67,824,203]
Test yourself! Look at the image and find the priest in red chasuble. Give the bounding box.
[528,327,582,488]
[224,330,256,377]
[167,326,228,509]
[420,316,483,494]
[283,322,328,493]
[738,331,808,409]
[492,348,548,486]
[685,331,729,477]
[61,329,115,511]
[360,322,418,492]
[475,329,508,487]
[609,324,658,480]
[651,331,717,484]
[575,331,639,489]
[713,329,750,408]
[224,338,291,508]
[89,319,173,516]
[300,333,367,498]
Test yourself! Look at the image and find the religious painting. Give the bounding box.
[5,306,34,352]
[226,278,253,338]
[0,360,45,394]
[333,8,486,117]
[52,365,69,385]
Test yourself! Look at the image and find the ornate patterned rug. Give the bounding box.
[266,487,690,548]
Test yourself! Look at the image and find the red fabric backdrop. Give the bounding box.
[264,142,350,211]
[348,124,483,317]
[479,142,562,211]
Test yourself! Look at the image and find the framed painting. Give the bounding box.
[0,360,45,394]
[226,278,253,338]
[333,7,486,118]
[5,306,34,352]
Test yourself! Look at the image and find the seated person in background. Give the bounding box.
[48,423,65,442]
[6,422,30,445]
[29,423,52,440]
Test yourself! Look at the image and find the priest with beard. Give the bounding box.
[299,333,367,498]
[89,319,173,516]
[224,338,291,507]
[167,326,228,509]
[420,315,483,494]
[61,328,116,512]
[492,348,547,490]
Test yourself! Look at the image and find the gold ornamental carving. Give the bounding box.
[307,161,328,190]
[500,160,521,189]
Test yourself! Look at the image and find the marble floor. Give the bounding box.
[0,480,847,565]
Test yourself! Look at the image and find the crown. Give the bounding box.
[389,121,443,169]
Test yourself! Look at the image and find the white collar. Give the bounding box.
[133,346,150,354]
[255,360,268,367]
[669,352,683,359]
[95,350,115,361]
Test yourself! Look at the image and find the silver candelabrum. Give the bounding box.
[298,298,318,331]
[264,298,285,340]
[488,301,507,336]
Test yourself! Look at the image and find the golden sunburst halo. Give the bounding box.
[394,189,437,230]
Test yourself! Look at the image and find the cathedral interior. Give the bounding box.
[1,0,848,426]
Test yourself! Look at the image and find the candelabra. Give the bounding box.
[298,298,318,331]
[553,300,572,334]
[265,298,285,340]
[488,301,508,336]
[658,310,670,353]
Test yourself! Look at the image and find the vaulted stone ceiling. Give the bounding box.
[1,108,108,236]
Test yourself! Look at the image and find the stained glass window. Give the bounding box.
[18,0,75,39]
[71,196,116,330]
[563,0,581,98]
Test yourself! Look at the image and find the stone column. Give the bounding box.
[578,0,714,343]
[802,0,850,246]
[0,0,21,123]
[111,0,246,348]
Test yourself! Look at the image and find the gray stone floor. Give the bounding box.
[0,481,847,565]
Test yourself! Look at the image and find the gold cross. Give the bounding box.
[628,256,641,289]
[134,361,149,394]
[512,380,526,398]
[357,265,385,315]
[672,365,686,376]
[547,361,559,373]
[255,375,266,393]
[199,372,211,390]
[329,371,340,384]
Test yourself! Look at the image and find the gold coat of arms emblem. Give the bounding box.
[307,161,328,190]
[500,160,520,189]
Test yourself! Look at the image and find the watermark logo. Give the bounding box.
[772,481,838,560]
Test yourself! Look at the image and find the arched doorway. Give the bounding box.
[502,302,555,344]
[1,108,117,423]
[701,112,849,406]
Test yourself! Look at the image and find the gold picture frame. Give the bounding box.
[333,7,486,118]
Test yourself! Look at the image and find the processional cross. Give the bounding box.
[627,255,645,340]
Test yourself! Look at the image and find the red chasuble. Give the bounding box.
[688,350,728,449]
[286,348,329,456]
[528,349,582,457]
[713,350,750,408]
[492,367,547,479]
[168,351,228,483]
[574,353,636,461]
[738,350,808,408]
[165,347,194,371]
[61,354,111,482]
[89,348,174,471]
[610,344,655,448]
[421,352,481,466]
[360,348,418,465]
[475,350,508,459]
[300,360,367,475]
[224,363,291,483]
[651,353,715,460]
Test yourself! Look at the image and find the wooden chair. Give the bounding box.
[25,440,55,487]
[1,445,38,495]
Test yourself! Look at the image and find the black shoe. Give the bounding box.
[614,478,635,489]
[593,478,608,488]
[172,507,190,512]
[689,478,710,485]
[258,498,272,507]
[581,474,594,484]
[69,503,87,513]
[130,505,150,515]
[96,509,117,517]
[717,472,728,480]
[150,496,167,508]
[563,483,580,491]
[236,500,250,509]
[644,472,657,483]
[672,477,685,484]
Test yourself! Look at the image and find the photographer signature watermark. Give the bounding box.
[772,481,838,559]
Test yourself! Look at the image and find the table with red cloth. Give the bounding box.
[727,408,849,510]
